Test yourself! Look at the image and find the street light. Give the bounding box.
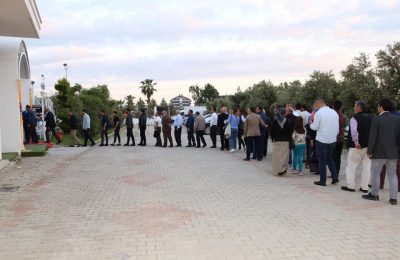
[63,63,68,80]
[41,75,46,142]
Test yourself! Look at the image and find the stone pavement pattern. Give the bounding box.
[0,129,399,260]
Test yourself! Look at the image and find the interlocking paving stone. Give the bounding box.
[0,128,399,259]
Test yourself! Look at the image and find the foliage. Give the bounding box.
[136,97,146,110]
[189,83,220,105]
[124,95,135,111]
[53,80,118,137]
[376,42,400,105]
[139,79,157,108]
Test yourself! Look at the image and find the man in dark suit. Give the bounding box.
[185,110,196,147]
[44,108,61,144]
[363,98,400,205]
[218,107,229,151]
[99,110,109,146]
[22,105,30,144]
[138,109,147,146]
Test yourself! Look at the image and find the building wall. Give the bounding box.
[0,39,31,155]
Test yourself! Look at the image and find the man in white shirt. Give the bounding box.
[310,99,339,186]
[209,106,218,148]
[173,110,183,147]
[154,111,162,147]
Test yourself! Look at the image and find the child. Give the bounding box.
[292,117,306,175]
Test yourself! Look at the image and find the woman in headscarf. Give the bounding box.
[270,106,293,176]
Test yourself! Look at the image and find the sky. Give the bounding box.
[27,0,400,103]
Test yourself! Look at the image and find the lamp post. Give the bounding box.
[63,63,68,80]
[41,75,46,142]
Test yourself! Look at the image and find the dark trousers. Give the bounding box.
[219,127,229,150]
[187,128,196,146]
[238,129,245,150]
[139,127,146,145]
[23,126,29,143]
[245,136,260,160]
[263,129,270,156]
[174,126,182,146]
[210,125,217,147]
[196,130,206,147]
[45,127,59,143]
[254,135,265,160]
[163,130,173,147]
[380,160,400,190]
[332,141,344,176]
[28,125,38,143]
[126,127,135,145]
[155,127,162,146]
[305,136,312,164]
[114,128,121,144]
[83,129,95,145]
[101,128,108,145]
[316,141,338,184]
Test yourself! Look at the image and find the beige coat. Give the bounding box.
[194,115,206,131]
[244,113,265,137]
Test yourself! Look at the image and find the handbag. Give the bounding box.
[224,123,231,138]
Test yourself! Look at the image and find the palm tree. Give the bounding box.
[139,79,157,109]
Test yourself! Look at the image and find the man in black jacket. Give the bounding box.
[44,108,61,144]
[68,111,81,147]
[99,110,109,146]
[363,98,400,205]
[217,107,229,151]
[138,109,147,146]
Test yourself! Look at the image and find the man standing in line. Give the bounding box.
[244,107,265,161]
[341,101,372,193]
[162,110,174,147]
[332,101,347,177]
[379,102,400,191]
[82,109,95,147]
[256,105,271,159]
[310,99,339,186]
[68,111,81,147]
[154,111,162,147]
[44,107,61,144]
[99,110,109,146]
[124,109,135,146]
[209,106,218,148]
[185,109,196,147]
[22,105,30,144]
[218,107,229,151]
[111,111,121,146]
[27,106,38,143]
[194,111,207,148]
[363,98,400,205]
[138,109,147,146]
[173,110,183,147]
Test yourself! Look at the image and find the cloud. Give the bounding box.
[27,0,400,101]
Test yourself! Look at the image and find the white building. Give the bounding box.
[0,0,42,160]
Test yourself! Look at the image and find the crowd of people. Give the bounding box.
[23,97,400,206]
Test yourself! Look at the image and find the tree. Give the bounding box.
[202,83,220,103]
[160,98,168,108]
[339,53,380,114]
[189,85,204,105]
[139,79,157,108]
[301,71,342,109]
[376,42,400,104]
[189,83,220,105]
[246,80,277,116]
[124,95,135,111]
[137,97,146,110]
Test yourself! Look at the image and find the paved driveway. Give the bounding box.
[0,129,399,259]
